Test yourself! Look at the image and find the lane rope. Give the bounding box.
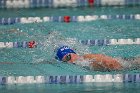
[0,0,140,8]
[0,74,140,84]
[0,14,140,25]
[0,38,140,48]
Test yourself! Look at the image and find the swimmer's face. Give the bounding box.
[62,53,78,63]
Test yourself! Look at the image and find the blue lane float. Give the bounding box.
[0,76,6,84]
[47,75,83,84]
[30,0,53,8]
[0,18,20,25]
[0,0,6,8]
[50,16,63,22]
[13,42,26,48]
[123,74,140,83]
[125,0,140,6]
[30,0,39,8]
[78,0,87,6]
[94,0,101,6]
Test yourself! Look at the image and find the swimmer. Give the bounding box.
[55,46,140,71]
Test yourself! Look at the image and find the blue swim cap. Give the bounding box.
[56,46,76,61]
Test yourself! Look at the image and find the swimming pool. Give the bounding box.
[0,0,140,93]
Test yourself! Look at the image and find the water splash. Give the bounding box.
[37,31,91,61]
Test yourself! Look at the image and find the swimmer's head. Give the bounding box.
[56,46,76,61]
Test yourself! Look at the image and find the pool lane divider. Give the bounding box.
[0,74,140,84]
[80,38,140,46]
[0,14,140,25]
[0,38,140,48]
[0,0,140,8]
[0,41,37,48]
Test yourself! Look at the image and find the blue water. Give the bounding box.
[0,83,140,93]
[0,6,140,93]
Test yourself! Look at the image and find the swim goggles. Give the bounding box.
[63,54,71,62]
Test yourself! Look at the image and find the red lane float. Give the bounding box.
[64,16,71,23]
[88,0,94,7]
[28,41,37,48]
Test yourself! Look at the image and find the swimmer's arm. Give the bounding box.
[83,54,123,70]
[83,54,118,63]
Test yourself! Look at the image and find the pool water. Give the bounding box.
[0,6,140,93]
[0,83,140,93]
